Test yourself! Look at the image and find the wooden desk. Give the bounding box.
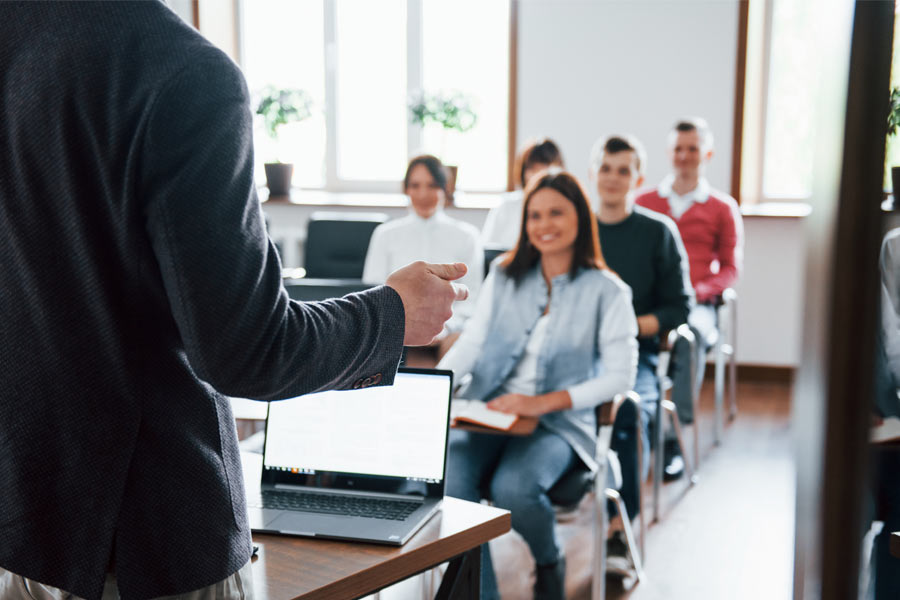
[242,453,511,600]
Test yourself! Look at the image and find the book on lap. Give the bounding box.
[451,399,519,431]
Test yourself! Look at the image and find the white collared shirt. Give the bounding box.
[362,210,483,331]
[481,190,524,249]
[658,174,711,220]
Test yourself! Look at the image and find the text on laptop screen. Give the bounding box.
[263,372,451,482]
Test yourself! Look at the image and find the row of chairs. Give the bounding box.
[279,212,739,597]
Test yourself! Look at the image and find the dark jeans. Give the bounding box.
[446,425,577,600]
[670,303,718,424]
[610,350,658,519]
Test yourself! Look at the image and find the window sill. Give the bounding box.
[261,189,812,218]
[260,188,505,210]
[740,201,811,218]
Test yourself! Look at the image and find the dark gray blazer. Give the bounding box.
[0,3,405,599]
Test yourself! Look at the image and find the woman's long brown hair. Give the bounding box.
[500,169,606,283]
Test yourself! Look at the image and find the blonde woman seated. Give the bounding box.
[481,137,565,249]
[363,155,482,339]
[438,169,637,600]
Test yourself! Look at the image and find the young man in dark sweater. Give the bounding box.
[590,135,694,573]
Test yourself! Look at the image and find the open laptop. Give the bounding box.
[247,368,453,545]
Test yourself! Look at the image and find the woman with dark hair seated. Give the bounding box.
[364,154,482,338]
[481,137,565,248]
[438,169,637,600]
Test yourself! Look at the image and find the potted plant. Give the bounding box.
[255,87,313,196]
[887,86,900,206]
[408,91,478,203]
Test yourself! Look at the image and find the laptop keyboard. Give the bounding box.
[250,489,420,521]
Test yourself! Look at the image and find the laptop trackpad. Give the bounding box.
[267,511,387,538]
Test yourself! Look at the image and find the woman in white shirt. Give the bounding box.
[438,169,637,600]
[363,155,482,336]
[481,138,565,249]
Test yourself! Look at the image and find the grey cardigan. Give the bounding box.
[0,3,404,599]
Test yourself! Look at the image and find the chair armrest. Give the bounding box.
[657,324,696,379]
[596,391,641,429]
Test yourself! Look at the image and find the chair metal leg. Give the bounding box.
[636,411,646,561]
[728,343,738,421]
[592,439,609,600]
[685,329,700,474]
[663,400,695,483]
[713,332,726,446]
[652,379,665,524]
[606,488,644,582]
[716,289,739,431]
[727,293,739,421]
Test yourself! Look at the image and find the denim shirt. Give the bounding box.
[444,260,638,470]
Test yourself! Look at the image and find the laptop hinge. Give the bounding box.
[270,483,427,502]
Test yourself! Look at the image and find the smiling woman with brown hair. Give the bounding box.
[438,169,637,600]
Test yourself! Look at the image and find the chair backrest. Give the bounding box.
[483,245,509,279]
[283,278,374,301]
[303,211,388,279]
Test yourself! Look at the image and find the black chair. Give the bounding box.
[303,212,388,279]
[283,277,373,301]
[483,245,509,279]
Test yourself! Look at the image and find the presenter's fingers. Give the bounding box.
[450,282,469,302]
[426,262,468,281]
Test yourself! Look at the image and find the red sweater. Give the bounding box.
[635,185,743,303]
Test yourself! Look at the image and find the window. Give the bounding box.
[741,0,818,203]
[884,6,900,192]
[239,0,511,194]
[760,0,818,199]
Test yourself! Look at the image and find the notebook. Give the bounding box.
[247,368,453,545]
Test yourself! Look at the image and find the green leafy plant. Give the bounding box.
[408,90,478,165]
[408,91,478,134]
[889,87,900,137]
[255,87,313,157]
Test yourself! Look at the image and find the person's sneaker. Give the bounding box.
[605,530,634,578]
[663,438,685,482]
[533,554,566,600]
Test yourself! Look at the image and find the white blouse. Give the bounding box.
[362,210,483,331]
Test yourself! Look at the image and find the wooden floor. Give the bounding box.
[494,376,794,600]
[370,373,795,600]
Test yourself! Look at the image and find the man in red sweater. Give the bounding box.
[635,117,743,479]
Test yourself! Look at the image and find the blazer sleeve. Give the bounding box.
[139,56,404,399]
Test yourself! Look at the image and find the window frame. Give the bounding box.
[235,0,515,196]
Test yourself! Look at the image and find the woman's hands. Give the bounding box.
[487,390,573,417]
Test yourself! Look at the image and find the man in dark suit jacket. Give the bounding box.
[0,3,466,599]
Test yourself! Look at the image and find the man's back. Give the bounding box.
[0,4,404,599]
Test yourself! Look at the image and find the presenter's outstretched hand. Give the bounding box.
[387,261,469,346]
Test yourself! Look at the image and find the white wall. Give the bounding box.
[734,216,806,366]
[517,0,739,199]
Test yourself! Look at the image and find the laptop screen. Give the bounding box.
[261,369,452,492]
